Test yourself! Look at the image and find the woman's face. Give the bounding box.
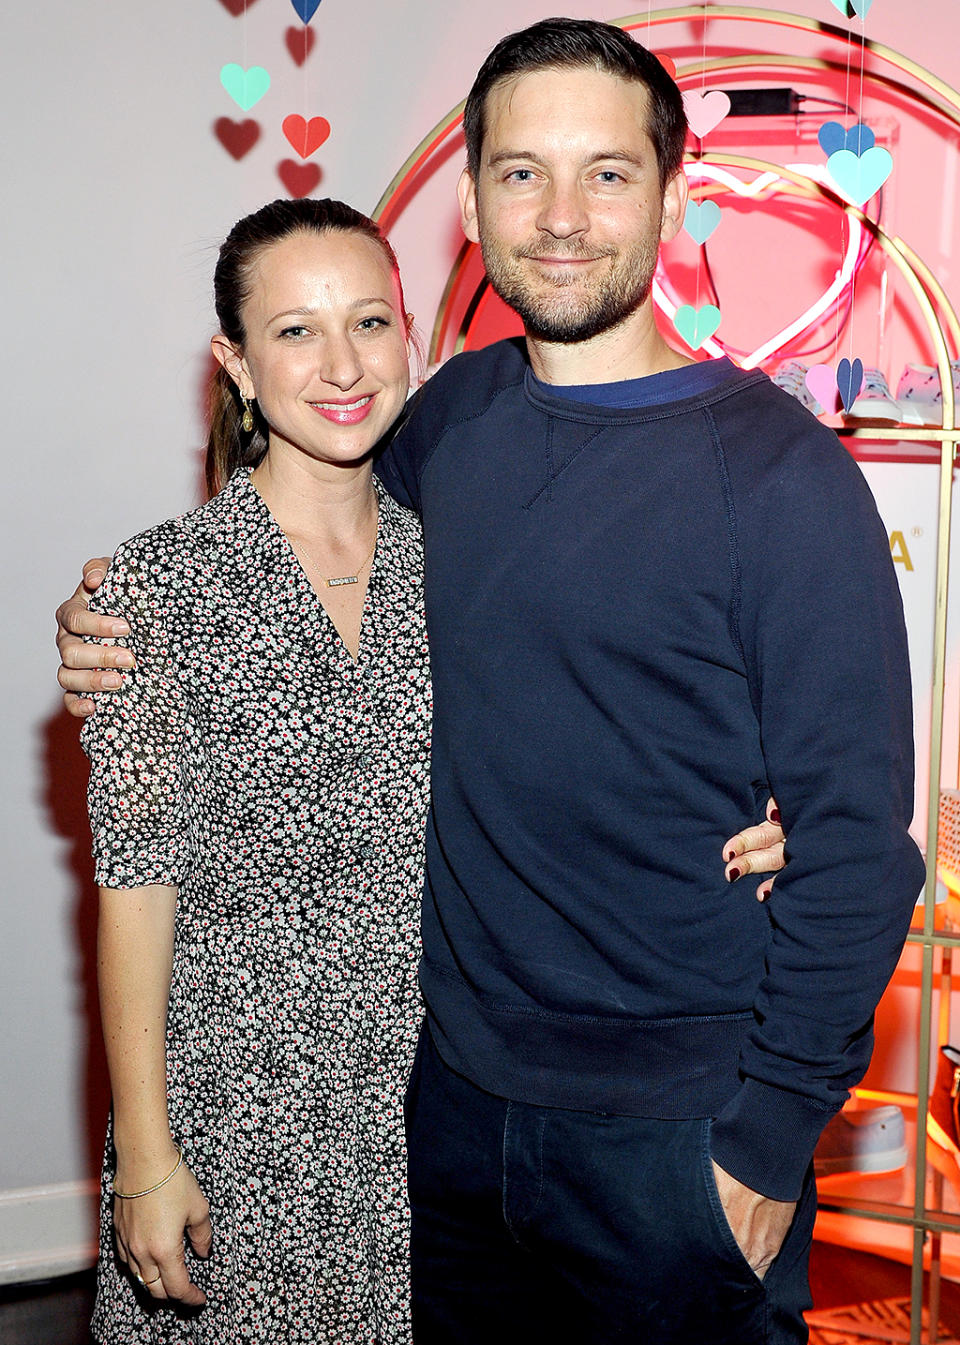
[224,228,410,469]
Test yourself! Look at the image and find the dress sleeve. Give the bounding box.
[80,538,193,890]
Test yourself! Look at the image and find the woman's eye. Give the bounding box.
[357,316,389,332]
[279,325,309,339]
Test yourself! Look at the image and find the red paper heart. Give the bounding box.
[654,52,677,80]
[217,0,260,14]
[282,114,331,159]
[214,117,260,161]
[277,159,322,198]
[285,25,316,65]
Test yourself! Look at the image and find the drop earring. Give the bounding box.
[241,397,255,433]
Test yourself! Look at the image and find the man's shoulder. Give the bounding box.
[416,337,528,422]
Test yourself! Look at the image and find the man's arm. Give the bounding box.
[56,558,134,716]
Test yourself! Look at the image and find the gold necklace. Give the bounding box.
[292,504,379,588]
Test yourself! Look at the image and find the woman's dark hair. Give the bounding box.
[462,17,687,192]
[206,197,406,498]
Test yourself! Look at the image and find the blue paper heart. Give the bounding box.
[818,121,875,156]
[673,304,721,350]
[220,63,270,112]
[837,357,864,412]
[828,0,852,14]
[826,146,893,205]
[683,200,722,246]
[291,0,322,20]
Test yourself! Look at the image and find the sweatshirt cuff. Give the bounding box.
[710,1078,838,1201]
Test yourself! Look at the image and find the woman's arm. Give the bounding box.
[98,884,211,1305]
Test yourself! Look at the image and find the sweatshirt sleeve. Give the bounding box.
[708,396,924,1201]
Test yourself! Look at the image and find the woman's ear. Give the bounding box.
[210,334,254,399]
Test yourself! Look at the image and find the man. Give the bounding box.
[59,19,922,1344]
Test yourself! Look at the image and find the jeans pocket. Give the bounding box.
[699,1118,767,1287]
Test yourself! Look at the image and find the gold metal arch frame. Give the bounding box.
[375,15,960,1343]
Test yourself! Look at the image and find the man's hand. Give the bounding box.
[56,557,133,717]
[711,1160,796,1281]
[723,796,785,901]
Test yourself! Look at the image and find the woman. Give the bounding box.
[82,197,430,1344]
[69,196,785,1344]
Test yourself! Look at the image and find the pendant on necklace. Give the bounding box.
[326,575,359,588]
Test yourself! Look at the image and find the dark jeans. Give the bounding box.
[405,1027,816,1344]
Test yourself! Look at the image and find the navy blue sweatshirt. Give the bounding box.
[377,339,923,1201]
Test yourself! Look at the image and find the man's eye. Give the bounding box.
[506,169,535,182]
[596,171,624,184]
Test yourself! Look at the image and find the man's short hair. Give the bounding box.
[463,17,687,192]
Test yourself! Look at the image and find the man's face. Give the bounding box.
[459,65,685,345]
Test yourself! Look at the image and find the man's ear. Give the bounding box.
[457,168,481,245]
[659,166,689,244]
[210,334,253,399]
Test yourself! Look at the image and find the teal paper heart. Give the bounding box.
[220,63,271,112]
[673,304,721,350]
[826,146,892,205]
[828,0,873,17]
[683,200,722,246]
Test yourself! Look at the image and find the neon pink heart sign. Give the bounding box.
[657,161,865,369]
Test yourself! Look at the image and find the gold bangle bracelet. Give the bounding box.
[111,1145,183,1200]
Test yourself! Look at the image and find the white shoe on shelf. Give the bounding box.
[843,367,901,423]
[897,361,960,427]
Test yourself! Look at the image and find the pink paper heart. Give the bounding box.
[683,90,731,139]
[805,364,840,414]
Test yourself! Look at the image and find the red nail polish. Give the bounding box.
[770,808,781,824]
[728,866,741,882]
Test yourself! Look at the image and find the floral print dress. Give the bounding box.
[82,468,431,1344]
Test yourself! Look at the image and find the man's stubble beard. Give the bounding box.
[477,227,662,346]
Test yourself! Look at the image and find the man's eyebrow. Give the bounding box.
[485,149,646,169]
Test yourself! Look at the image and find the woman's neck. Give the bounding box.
[250,446,377,546]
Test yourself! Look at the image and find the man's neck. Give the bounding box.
[526,301,694,386]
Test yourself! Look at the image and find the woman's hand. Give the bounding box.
[722,797,785,901]
[56,557,134,717]
[113,1152,212,1306]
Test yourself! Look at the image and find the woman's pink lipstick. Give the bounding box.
[308,394,375,425]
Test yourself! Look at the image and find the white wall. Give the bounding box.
[3,0,958,1279]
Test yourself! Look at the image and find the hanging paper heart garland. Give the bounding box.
[683,200,722,245]
[682,89,730,139]
[278,160,322,198]
[805,359,865,414]
[674,304,722,349]
[220,64,270,112]
[282,115,331,159]
[829,0,873,16]
[805,365,840,414]
[290,0,322,21]
[817,121,874,156]
[836,357,864,411]
[825,146,892,205]
[285,26,316,65]
[214,117,261,160]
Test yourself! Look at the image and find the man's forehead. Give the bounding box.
[482,66,651,149]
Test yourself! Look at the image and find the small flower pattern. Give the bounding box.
[82,469,431,1344]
